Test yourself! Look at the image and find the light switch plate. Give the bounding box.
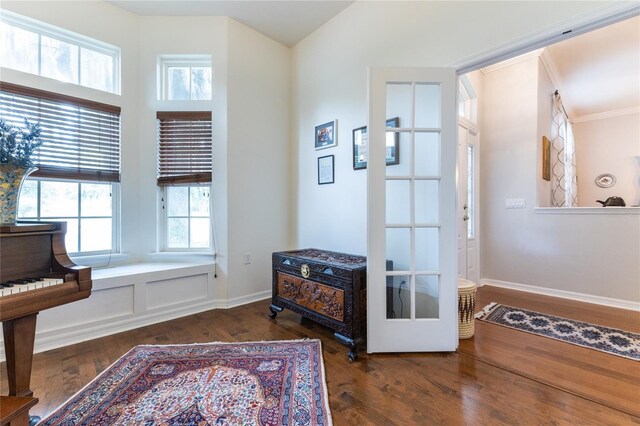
[505,198,526,209]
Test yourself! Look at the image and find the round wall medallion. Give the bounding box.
[301,264,310,278]
[595,174,616,188]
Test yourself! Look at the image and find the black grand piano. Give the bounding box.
[0,222,92,425]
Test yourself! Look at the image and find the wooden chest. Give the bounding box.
[270,249,367,360]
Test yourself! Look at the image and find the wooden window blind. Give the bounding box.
[157,111,212,186]
[0,82,121,182]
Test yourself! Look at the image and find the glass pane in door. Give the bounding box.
[415,180,439,223]
[415,275,439,319]
[414,83,440,128]
[415,227,439,271]
[414,132,440,176]
[386,83,412,127]
[386,132,411,177]
[387,275,411,319]
[386,180,410,224]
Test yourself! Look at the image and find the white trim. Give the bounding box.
[224,290,271,309]
[480,279,640,312]
[0,288,271,362]
[538,48,562,90]
[535,207,640,215]
[480,48,544,74]
[455,2,640,74]
[479,47,581,120]
[539,48,575,118]
[573,106,640,123]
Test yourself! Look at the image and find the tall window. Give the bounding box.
[467,145,475,239]
[157,111,212,251]
[2,82,121,255]
[0,11,120,94]
[159,55,212,100]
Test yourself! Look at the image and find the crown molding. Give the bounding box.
[539,48,575,118]
[455,2,640,74]
[573,106,640,123]
[480,49,543,74]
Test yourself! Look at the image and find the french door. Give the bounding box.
[367,67,458,352]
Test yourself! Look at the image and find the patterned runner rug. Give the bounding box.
[476,303,640,361]
[40,339,332,425]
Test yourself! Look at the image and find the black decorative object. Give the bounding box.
[596,196,626,207]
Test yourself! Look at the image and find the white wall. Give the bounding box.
[574,113,640,207]
[480,56,640,302]
[1,2,292,325]
[225,19,292,300]
[292,1,640,303]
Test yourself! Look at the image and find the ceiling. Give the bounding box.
[107,0,354,47]
[546,16,640,118]
[106,2,638,117]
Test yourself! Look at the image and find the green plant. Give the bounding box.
[0,118,43,167]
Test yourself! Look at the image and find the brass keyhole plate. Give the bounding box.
[301,264,310,278]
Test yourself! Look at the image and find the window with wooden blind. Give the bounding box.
[0,82,121,182]
[157,111,212,251]
[156,111,212,186]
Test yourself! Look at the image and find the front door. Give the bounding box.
[367,67,458,352]
[457,119,479,283]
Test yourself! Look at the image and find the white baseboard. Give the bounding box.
[480,278,640,312]
[0,290,272,362]
[226,290,271,309]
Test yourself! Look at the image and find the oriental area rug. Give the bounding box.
[476,303,640,361]
[39,340,333,425]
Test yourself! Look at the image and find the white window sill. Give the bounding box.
[535,207,640,215]
[69,253,130,269]
[147,251,215,264]
[91,262,214,281]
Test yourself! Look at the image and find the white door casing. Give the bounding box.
[367,67,458,353]
[457,118,480,284]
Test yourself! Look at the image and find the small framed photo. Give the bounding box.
[353,117,400,170]
[318,154,334,185]
[315,120,337,150]
[353,125,368,170]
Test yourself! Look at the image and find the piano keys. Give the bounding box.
[0,221,92,424]
[0,278,64,297]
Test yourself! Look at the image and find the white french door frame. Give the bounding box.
[367,67,458,353]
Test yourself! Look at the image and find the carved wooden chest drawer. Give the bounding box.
[269,248,367,360]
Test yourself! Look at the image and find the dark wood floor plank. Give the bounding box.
[459,285,640,417]
[1,294,639,424]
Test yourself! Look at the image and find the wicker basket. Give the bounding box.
[458,278,477,339]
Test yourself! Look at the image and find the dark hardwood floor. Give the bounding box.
[459,285,640,419]
[2,286,639,425]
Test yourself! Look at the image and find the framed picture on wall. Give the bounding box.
[318,155,334,185]
[352,117,400,170]
[315,120,337,150]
